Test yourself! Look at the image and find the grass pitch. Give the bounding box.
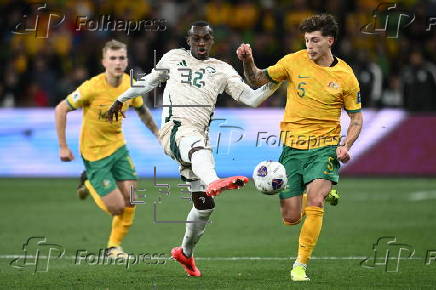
[1,178,436,289]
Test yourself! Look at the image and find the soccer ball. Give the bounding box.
[252,161,287,195]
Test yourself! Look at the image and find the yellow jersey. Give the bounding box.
[66,73,143,162]
[266,50,361,150]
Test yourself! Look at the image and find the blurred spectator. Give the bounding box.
[230,0,259,30]
[379,75,403,107]
[205,0,231,27]
[27,82,49,107]
[351,50,383,108]
[32,58,57,106]
[402,50,436,111]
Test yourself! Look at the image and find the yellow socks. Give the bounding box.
[107,206,135,248]
[301,193,308,217]
[296,206,324,265]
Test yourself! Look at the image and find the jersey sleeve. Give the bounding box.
[129,77,145,108]
[144,49,172,82]
[224,65,250,101]
[343,73,362,113]
[65,80,93,110]
[131,96,144,109]
[155,49,173,70]
[266,54,292,83]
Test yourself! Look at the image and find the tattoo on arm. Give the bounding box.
[242,60,269,87]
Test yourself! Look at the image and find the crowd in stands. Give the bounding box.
[1,0,436,111]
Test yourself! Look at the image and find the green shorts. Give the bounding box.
[278,145,340,200]
[82,145,137,196]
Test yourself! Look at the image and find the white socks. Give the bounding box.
[181,207,214,257]
[293,261,307,270]
[191,149,219,185]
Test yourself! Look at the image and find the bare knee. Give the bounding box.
[306,179,331,208]
[191,191,215,210]
[282,214,302,226]
[102,190,127,215]
[307,195,325,208]
[107,204,124,215]
[280,196,303,226]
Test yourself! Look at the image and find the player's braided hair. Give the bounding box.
[299,14,338,41]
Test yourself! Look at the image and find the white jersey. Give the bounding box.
[155,48,248,128]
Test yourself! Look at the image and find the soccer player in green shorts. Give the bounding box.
[55,40,159,258]
[237,14,363,281]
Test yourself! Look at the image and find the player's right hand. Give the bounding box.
[336,146,351,163]
[236,43,253,61]
[59,146,74,162]
[106,100,125,122]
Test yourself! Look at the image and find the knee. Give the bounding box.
[307,196,324,208]
[107,204,125,215]
[191,191,215,210]
[307,197,324,208]
[282,215,302,226]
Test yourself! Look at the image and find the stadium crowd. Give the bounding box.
[1,0,436,111]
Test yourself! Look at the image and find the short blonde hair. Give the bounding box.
[102,39,127,57]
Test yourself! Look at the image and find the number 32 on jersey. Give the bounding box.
[178,68,205,88]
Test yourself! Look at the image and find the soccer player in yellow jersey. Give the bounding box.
[237,14,363,281]
[55,40,159,258]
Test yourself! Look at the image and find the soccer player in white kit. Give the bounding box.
[106,21,280,276]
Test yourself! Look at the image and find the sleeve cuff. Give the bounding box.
[264,69,278,84]
[66,99,76,110]
[345,109,361,113]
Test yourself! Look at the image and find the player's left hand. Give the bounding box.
[336,146,351,163]
[106,100,125,122]
[236,43,253,61]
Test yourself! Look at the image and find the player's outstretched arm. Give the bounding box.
[236,43,269,87]
[54,100,75,162]
[337,111,363,163]
[118,72,167,103]
[107,70,168,122]
[135,105,160,138]
[237,81,282,107]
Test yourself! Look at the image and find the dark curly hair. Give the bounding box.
[299,14,338,41]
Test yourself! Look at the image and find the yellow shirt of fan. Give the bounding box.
[266,50,361,150]
[66,73,143,161]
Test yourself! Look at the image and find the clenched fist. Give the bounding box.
[236,43,253,61]
[59,146,74,162]
[336,146,351,163]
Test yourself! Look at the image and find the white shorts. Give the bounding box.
[159,119,213,183]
